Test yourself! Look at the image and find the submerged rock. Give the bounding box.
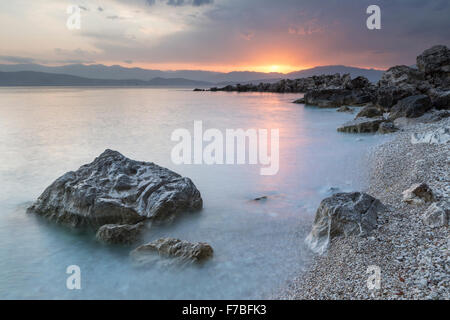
[27,149,203,227]
[130,238,213,266]
[305,192,384,254]
[337,117,385,133]
[402,183,435,205]
[96,222,145,244]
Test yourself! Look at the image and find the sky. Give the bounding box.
[0,0,449,73]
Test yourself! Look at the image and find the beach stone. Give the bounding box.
[355,105,383,118]
[389,95,432,120]
[27,149,203,227]
[422,202,449,228]
[411,127,450,144]
[402,183,435,205]
[378,121,398,134]
[305,192,384,254]
[96,222,145,244]
[337,117,385,133]
[130,238,213,266]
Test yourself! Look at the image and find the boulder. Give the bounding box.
[27,149,203,227]
[337,117,385,133]
[374,86,419,111]
[411,127,450,144]
[378,65,426,90]
[402,183,435,205]
[355,105,383,118]
[130,238,213,266]
[430,89,450,110]
[337,105,353,113]
[305,192,384,254]
[417,45,450,89]
[96,222,145,244]
[378,121,398,134]
[389,95,432,120]
[422,202,449,228]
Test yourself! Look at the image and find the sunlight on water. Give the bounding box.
[0,87,386,299]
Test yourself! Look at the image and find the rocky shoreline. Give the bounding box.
[277,117,449,300]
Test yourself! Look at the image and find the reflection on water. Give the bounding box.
[0,87,385,299]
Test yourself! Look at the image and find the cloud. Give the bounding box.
[0,56,35,64]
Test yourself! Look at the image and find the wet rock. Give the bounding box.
[378,121,398,134]
[130,238,213,266]
[422,202,449,228]
[305,192,384,254]
[411,127,450,144]
[293,97,305,104]
[96,222,145,244]
[355,105,383,118]
[389,95,432,120]
[337,105,353,113]
[27,149,203,227]
[253,196,268,201]
[402,183,435,205]
[337,117,385,133]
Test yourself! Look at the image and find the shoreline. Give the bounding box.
[277,117,449,300]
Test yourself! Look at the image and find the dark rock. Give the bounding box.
[305,192,385,253]
[377,121,398,134]
[253,196,268,201]
[375,86,419,111]
[337,117,385,133]
[430,89,450,110]
[293,97,305,104]
[355,104,383,118]
[96,222,145,244]
[130,238,213,266]
[27,149,203,227]
[417,45,450,89]
[402,183,435,205]
[389,95,432,120]
[337,106,353,113]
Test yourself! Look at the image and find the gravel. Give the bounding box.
[276,117,449,300]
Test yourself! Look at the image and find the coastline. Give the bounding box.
[277,117,449,300]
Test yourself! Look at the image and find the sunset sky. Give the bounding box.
[0,0,449,73]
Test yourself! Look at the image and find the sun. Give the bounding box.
[269,65,281,72]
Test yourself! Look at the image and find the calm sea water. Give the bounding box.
[0,87,385,299]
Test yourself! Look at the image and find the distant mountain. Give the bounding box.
[0,71,212,87]
[0,63,384,84]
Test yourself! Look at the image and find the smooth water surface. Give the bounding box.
[0,87,385,299]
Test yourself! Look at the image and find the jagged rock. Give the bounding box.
[337,106,353,113]
[355,105,383,118]
[293,97,305,104]
[374,86,419,111]
[389,95,432,120]
[305,192,384,254]
[27,149,203,227]
[411,127,450,144]
[337,117,385,133]
[378,121,398,134]
[430,89,450,110]
[402,183,435,205]
[130,238,213,266]
[417,45,450,89]
[378,65,426,89]
[96,222,145,244]
[422,202,449,228]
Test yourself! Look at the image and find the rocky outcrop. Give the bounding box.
[96,222,145,244]
[402,183,435,205]
[337,117,385,133]
[305,192,384,254]
[130,238,213,266]
[355,104,383,118]
[417,45,450,89]
[422,202,449,228]
[429,89,450,110]
[27,149,203,227]
[389,95,432,120]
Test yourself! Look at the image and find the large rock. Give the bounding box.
[417,45,450,89]
[377,121,398,134]
[430,89,450,110]
[337,117,385,133]
[411,127,450,144]
[402,183,435,205]
[389,95,432,120]
[374,86,419,111]
[305,192,384,254]
[355,104,383,118]
[27,149,203,227]
[130,238,214,266]
[422,202,449,228]
[96,222,145,244]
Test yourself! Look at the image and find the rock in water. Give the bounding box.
[402,183,435,205]
[130,238,213,266]
[305,192,384,254]
[337,117,385,133]
[27,149,203,227]
[96,222,145,244]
